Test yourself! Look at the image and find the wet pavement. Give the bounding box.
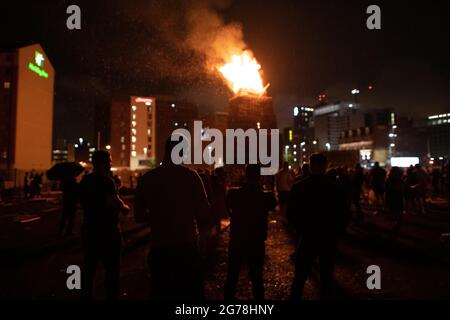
[1,198,450,300]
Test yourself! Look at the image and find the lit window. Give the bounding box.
[132,114,136,120]
[3,82,10,89]
[120,136,125,143]
[132,105,137,112]
[131,151,137,157]
[122,145,126,151]
[132,136,137,143]
[132,121,136,127]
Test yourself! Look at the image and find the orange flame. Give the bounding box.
[218,51,268,96]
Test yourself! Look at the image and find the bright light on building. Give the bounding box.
[105,145,111,150]
[349,104,353,108]
[171,104,176,108]
[294,107,299,117]
[326,143,331,151]
[79,137,83,144]
[289,130,293,142]
[257,122,261,129]
[74,144,79,148]
[131,151,137,157]
[285,145,290,149]
[391,157,419,168]
[313,140,317,145]
[351,89,360,95]
[390,143,396,147]
[132,105,137,111]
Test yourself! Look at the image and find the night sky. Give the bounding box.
[2,0,450,144]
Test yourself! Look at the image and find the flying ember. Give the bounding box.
[218,51,268,96]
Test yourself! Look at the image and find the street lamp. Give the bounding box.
[351,89,360,104]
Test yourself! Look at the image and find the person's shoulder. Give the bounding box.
[292,175,312,189]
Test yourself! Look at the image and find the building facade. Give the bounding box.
[313,102,364,151]
[428,113,450,159]
[110,96,198,170]
[0,44,54,186]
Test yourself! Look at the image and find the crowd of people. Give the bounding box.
[23,171,45,198]
[47,139,450,300]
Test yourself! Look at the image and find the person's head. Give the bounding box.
[389,167,403,180]
[92,150,112,174]
[374,162,380,168]
[245,164,261,185]
[301,163,311,176]
[309,153,327,175]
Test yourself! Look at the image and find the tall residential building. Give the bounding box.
[313,102,364,151]
[0,44,54,185]
[110,96,198,170]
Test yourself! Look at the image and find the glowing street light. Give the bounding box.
[106,145,111,150]
[326,143,331,151]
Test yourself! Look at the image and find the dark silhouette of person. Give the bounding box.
[224,164,277,300]
[295,163,311,183]
[287,153,348,300]
[350,164,365,222]
[385,167,404,230]
[29,171,36,198]
[23,172,29,198]
[431,167,440,197]
[210,167,228,234]
[276,162,295,219]
[370,162,386,212]
[79,151,130,300]
[134,138,211,300]
[60,175,79,236]
[0,172,4,203]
